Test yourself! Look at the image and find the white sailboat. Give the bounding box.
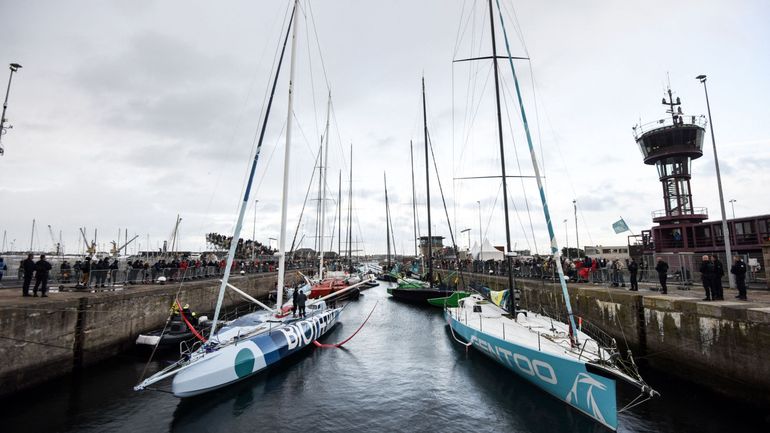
[134,1,364,397]
[445,1,657,430]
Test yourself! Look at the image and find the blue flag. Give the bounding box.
[612,218,629,234]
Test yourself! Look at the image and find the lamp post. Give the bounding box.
[252,199,259,260]
[477,200,482,258]
[729,199,736,219]
[0,63,23,156]
[461,228,471,252]
[573,199,579,256]
[564,219,569,261]
[696,74,734,289]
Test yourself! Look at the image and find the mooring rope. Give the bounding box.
[313,300,378,348]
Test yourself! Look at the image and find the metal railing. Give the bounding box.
[651,207,708,219]
[633,114,707,138]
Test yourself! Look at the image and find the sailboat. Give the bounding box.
[134,2,359,397]
[444,1,656,430]
[388,78,454,304]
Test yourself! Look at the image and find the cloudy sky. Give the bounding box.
[0,0,768,257]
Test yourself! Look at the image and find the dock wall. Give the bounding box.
[0,272,300,398]
[441,271,770,406]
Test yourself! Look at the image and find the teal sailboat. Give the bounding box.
[444,1,657,429]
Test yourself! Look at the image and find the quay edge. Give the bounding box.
[438,270,770,408]
[0,272,304,399]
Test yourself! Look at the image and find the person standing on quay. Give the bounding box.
[80,256,91,288]
[711,255,724,301]
[731,256,748,300]
[655,257,669,294]
[699,255,714,301]
[297,290,307,319]
[0,256,6,287]
[628,258,639,291]
[21,253,35,297]
[33,254,52,297]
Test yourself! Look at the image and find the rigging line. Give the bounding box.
[288,145,322,255]
[482,182,504,246]
[306,0,331,89]
[300,1,321,158]
[427,130,466,289]
[456,63,494,170]
[139,278,190,381]
[493,0,579,345]
[499,73,537,254]
[218,4,293,225]
[252,121,287,198]
[452,0,473,58]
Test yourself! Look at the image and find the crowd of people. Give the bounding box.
[432,253,750,298]
[205,233,275,257]
[8,253,321,294]
[434,255,649,287]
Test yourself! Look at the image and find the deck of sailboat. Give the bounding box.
[448,296,607,361]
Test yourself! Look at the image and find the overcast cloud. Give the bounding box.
[1,0,768,256]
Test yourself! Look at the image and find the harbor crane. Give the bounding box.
[79,227,96,256]
[111,235,139,257]
[47,224,61,256]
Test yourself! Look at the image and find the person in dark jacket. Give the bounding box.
[628,258,639,291]
[0,256,7,287]
[109,259,119,286]
[655,257,669,294]
[33,254,52,297]
[731,256,748,300]
[21,254,36,297]
[292,288,299,318]
[699,255,714,301]
[296,290,307,318]
[710,255,724,300]
[80,257,92,288]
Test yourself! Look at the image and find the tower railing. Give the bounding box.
[651,207,708,219]
[633,114,707,139]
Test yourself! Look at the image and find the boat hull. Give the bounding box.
[427,291,470,308]
[172,308,341,397]
[446,311,618,430]
[389,288,454,305]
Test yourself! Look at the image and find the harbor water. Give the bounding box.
[2,283,768,433]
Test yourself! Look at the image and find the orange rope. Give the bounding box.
[176,300,207,343]
[313,301,378,348]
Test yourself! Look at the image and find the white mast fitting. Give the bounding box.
[318,91,331,279]
[276,0,300,308]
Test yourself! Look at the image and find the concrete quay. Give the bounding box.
[0,271,302,399]
[441,270,770,407]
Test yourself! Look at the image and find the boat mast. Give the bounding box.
[338,170,342,257]
[209,2,297,339]
[318,92,331,279]
[410,140,418,257]
[492,0,579,344]
[346,144,353,268]
[384,171,391,269]
[486,0,516,314]
[29,219,35,252]
[277,0,300,308]
[422,77,433,288]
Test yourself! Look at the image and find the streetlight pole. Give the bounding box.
[573,199,579,257]
[252,199,258,260]
[564,219,569,261]
[729,199,736,219]
[0,63,23,157]
[696,74,734,289]
[477,200,482,259]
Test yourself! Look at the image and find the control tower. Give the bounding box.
[634,89,708,225]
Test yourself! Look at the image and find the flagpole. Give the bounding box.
[617,216,637,237]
